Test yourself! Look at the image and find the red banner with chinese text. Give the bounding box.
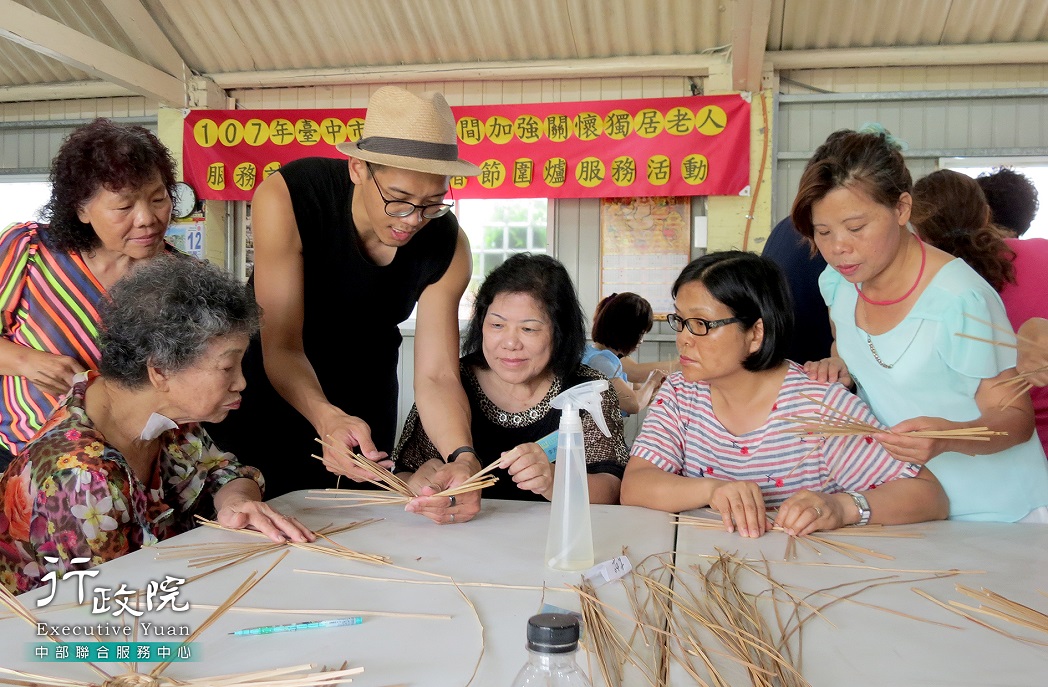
[182,94,750,202]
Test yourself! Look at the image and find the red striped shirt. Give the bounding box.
[0,223,105,454]
[631,364,920,506]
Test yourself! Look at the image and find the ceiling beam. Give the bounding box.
[0,80,134,103]
[731,0,772,92]
[210,54,726,90]
[767,41,1048,70]
[98,0,185,77]
[0,0,184,106]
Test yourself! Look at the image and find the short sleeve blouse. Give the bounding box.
[630,364,920,507]
[820,259,1048,521]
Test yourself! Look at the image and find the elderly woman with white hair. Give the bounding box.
[0,256,312,594]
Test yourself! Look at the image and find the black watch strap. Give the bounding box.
[447,445,477,463]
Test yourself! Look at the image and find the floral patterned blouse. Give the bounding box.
[0,372,264,593]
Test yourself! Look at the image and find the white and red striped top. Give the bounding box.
[631,364,920,507]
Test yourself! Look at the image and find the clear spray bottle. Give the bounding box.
[545,379,611,571]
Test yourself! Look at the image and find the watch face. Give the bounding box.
[172,182,197,219]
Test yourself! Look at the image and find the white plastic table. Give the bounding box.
[669,512,1048,687]
[1,494,675,686]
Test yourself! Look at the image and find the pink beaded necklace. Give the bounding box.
[855,237,927,306]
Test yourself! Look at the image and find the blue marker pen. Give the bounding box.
[230,616,363,636]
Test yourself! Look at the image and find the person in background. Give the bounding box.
[395,253,628,518]
[620,251,946,537]
[206,87,482,514]
[912,168,1048,455]
[0,257,312,594]
[583,292,670,415]
[761,216,834,365]
[0,119,179,471]
[976,167,1039,238]
[796,128,1048,522]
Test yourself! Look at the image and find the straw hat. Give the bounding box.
[337,87,481,177]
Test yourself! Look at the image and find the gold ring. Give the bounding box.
[812,506,823,518]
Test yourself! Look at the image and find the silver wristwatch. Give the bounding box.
[845,490,871,526]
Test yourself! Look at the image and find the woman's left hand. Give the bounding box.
[874,416,956,465]
[775,490,843,537]
[217,499,315,543]
[500,442,554,500]
[405,459,482,525]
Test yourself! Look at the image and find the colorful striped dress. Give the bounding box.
[630,363,920,507]
[0,222,106,455]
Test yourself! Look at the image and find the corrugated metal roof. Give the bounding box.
[772,0,1048,50]
[141,0,731,74]
[0,0,1045,101]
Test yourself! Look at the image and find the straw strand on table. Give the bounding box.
[0,549,369,687]
[152,517,387,586]
[914,588,1048,648]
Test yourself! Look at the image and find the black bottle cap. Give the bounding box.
[526,613,580,653]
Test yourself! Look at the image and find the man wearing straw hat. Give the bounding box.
[207,86,483,524]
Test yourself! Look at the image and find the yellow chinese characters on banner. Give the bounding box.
[183,95,749,201]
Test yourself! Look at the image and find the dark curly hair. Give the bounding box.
[591,292,653,356]
[912,170,1015,292]
[976,167,1039,237]
[462,253,586,382]
[42,118,177,253]
[791,129,912,248]
[99,256,260,388]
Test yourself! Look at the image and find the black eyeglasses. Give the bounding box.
[366,163,454,219]
[665,313,742,336]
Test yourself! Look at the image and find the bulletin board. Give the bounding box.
[599,197,691,317]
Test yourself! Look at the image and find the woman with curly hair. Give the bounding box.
[0,257,312,594]
[912,168,1048,455]
[0,118,179,469]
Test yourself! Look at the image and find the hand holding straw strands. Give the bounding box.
[309,437,498,507]
[783,394,1007,442]
[315,438,415,497]
[954,313,1048,409]
[674,513,914,562]
[1017,317,1048,388]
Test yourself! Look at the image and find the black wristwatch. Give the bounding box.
[447,445,477,463]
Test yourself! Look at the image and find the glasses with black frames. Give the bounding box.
[665,313,743,336]
[366,163,455,219]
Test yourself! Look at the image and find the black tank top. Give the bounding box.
[206,157,459,497]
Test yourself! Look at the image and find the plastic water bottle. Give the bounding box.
[510,613,593,687]
[544,380,611,571]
